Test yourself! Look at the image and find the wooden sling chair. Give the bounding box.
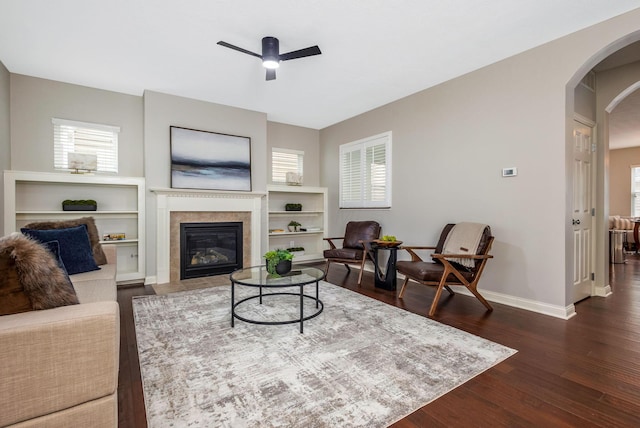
[396,223,494,316]
[323,221,381,285]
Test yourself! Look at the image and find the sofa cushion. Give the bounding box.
[396,260,474,283]
[0,234,78,315]
[323,247,364,260]
[71,263,118,303]
[23,217,108,265]
[21,225,101,275]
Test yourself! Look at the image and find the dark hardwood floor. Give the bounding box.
[118,258,640,427]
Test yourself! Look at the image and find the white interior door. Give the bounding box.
[572,119,594,303]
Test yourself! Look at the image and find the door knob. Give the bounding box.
[573,219,581,225]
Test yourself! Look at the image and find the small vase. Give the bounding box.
[275,260,292,275]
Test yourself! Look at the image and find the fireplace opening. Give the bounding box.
[180,222,243,280]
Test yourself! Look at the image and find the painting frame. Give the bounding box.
[170,126,252,192]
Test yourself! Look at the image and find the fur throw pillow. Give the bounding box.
[23,217,107,265]
[0,233,79,314]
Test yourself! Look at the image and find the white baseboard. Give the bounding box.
[391,268,576,320]
[593,284,612,297]
[145,275,157,285]
[452,287,577,320]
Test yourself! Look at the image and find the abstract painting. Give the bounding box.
[170,126,251,191]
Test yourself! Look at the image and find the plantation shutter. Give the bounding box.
[272,148,303,183]
[633,166,640,217]
[53,118,119,173]
[339,132,392,208]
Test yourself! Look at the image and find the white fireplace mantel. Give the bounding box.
[151,187,266,284]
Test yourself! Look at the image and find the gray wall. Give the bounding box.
[320,7,640,313]
[143,90,268,279]
[0,61,10,235]
[267,121,320,186]
[9,74,144,176]
[575,80,596,122]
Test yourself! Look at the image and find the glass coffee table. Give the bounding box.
[229,265,325,333]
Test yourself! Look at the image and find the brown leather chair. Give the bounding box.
[396,223,494,316]
[324,221,381,285]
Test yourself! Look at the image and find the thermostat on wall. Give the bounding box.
[502,167,517,177]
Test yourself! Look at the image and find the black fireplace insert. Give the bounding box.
[180,222,243,279]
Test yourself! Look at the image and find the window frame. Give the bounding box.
[632,165,640,217]
[271,147,304,184]
[52,118,120,173]
[339,131,392,209]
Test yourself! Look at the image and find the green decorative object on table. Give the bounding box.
[264,249,294,276]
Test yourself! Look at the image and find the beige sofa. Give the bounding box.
[0,244,119,428]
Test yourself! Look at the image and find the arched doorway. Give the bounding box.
[566,32,640,307]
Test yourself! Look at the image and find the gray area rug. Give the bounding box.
[133,282,516,427]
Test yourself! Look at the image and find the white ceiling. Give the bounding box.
[1,1,640,130]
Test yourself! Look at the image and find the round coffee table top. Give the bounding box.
[230,265,326,287]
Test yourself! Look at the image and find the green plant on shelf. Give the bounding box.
[285,203,302,211]
[288,220,301,232]
[62,199,97,206]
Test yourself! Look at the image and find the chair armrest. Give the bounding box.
[323,237,345,250]
[399,245,437,262]
[431,253,493,260]
[0,302,120,427]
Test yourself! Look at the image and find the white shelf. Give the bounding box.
[99,239,139,244]
[269,230,324,236]
[269,211,324,215]
[4,170,146,284]
[267,185,328,262]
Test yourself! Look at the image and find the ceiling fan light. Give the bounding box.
[263,59,280,69]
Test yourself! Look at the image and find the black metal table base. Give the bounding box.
[231,283,323,333]
[370,245,398,291]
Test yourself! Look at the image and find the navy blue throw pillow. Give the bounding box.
[21,225,101,275]
[41,240,73,281]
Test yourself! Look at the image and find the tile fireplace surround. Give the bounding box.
[151,188,266,284]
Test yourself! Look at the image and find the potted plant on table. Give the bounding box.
[264,249,294,276]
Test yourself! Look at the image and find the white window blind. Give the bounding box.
[632,166,640,217]
[53,118,119,173]
[272,148,303,183]
[339,132,392,208]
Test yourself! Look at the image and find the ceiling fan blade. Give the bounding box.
[279,45,322,61]
[266,69,276,81]
[217,41,262,59]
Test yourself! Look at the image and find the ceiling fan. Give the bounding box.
[217,36,321,81]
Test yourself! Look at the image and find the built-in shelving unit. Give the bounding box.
[3,170,146,283]
[267,185,328,262]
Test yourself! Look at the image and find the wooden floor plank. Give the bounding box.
[117,257,640,427]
